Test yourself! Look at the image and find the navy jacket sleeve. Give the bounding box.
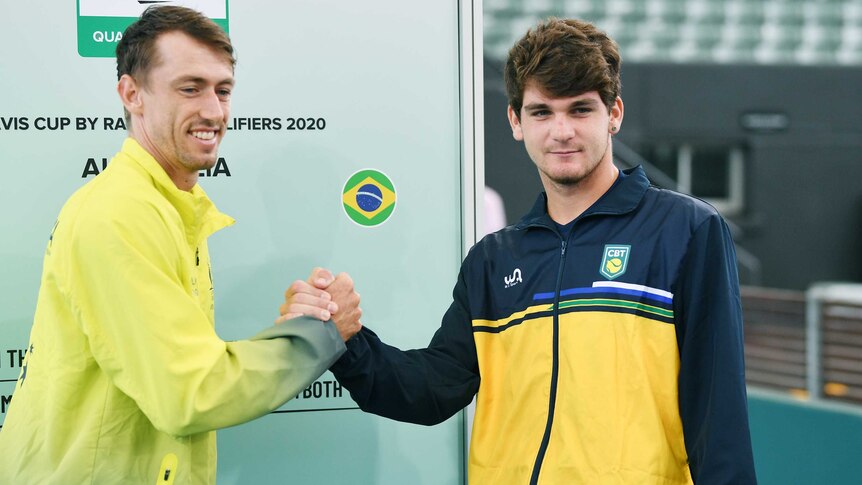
[328,267,480,426]
[674,213,758,484]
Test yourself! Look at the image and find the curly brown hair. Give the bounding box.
[504,18,621,118]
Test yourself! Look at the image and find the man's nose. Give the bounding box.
[551,115,575,141]
[199,90,226,121]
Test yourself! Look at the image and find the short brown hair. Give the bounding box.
[504,18,621,118]
[116,6,235,123]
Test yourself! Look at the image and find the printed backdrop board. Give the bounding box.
[0,1,482,483]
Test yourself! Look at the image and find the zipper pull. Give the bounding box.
[561,240,567,256]
[157,453,178,484]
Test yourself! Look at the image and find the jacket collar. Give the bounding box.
[114,137,234,242]
[515,165,650,229]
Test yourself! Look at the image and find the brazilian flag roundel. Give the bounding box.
[342,169,397,227]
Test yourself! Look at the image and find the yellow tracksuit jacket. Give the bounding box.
[0,138,345,484]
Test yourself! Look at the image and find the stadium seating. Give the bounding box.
[484,0,862,65]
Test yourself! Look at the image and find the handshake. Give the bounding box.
[276,267,363,342]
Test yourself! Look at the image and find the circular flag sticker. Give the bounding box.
[342,169,397,227]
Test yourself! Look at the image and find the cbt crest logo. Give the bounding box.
[599,244,630,280]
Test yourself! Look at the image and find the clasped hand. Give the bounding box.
[276,267,362,342]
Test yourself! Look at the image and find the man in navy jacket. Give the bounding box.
[291,18,756,485]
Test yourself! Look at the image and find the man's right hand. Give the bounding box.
[323,272,363,342]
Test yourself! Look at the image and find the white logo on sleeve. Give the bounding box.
[504,268,523,289]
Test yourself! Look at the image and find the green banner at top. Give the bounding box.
[77,0,229,58]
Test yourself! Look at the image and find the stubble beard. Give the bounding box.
[177,134,221,173]
[179,118,224,172]
[546,135,612,188]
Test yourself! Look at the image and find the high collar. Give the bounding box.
[113,137,234,243]
[515,166,650,229]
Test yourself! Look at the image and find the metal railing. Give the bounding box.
[806,283,862,405]
[742,283,862,406]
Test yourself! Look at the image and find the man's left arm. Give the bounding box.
[675,213,758,484]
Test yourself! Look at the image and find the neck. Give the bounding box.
[543,162,619,224]
[129,130,197,192]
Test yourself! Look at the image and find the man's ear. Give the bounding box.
[117,74,144,117]
[507,105,524,141]
[609,96,624,133]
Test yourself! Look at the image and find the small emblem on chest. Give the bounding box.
[600,244,631,280]
[504,268,523,288]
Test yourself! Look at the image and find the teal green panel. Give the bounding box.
[749,390,862,485]
[218,411,463,484]
[209,3,465,482]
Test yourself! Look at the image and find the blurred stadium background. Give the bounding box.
[482,1,862,483]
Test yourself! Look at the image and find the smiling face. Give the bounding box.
[508,82,623,192]
[118,31,234,190]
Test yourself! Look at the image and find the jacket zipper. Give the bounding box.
[529,236,567,485]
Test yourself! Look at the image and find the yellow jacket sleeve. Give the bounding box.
[64,194,343,437]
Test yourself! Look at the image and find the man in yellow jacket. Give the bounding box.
[0,6,362,484]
